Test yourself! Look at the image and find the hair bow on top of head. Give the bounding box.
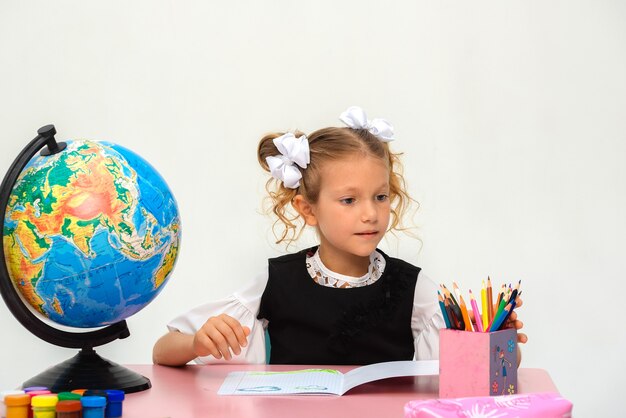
[339,106,395,142]
[265,132,310,189]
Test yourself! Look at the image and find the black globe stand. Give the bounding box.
[22,347,151,394]
[0,125,151,393]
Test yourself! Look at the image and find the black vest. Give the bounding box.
[258,247,420,365]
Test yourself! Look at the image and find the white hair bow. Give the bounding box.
[265,133,310,189]
[339,106,395,142]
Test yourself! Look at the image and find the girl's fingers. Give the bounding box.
[195,315,252,361]
[221,315,250,347]
[211,320,245,359]
[204,325,233,360]
[504,317,523,329]
[194,331,222,359]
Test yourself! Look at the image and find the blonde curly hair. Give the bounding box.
[258,126,415,244]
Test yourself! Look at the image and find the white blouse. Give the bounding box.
[167,250,446,364]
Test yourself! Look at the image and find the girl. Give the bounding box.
[152,106,526,366]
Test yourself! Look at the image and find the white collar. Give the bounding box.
[307,249,386,287]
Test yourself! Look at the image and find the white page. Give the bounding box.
[218,368,344,395]
[218,360,440,396]
[340,360,439,394]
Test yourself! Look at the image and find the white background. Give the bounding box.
[1,1,624,416]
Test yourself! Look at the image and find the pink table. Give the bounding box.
[123,365,559,418]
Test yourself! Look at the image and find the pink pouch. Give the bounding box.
[404,392,573,418]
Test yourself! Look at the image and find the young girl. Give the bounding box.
[152,106,526,366]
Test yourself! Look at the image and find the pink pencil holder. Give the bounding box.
[439,328,518,398]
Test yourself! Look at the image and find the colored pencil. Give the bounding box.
[458,294,473,331]
[449,299,465,330]
[492,297,508,330]
[439,279,524,333]
[442,284,466,330]
[494,284,504,313]
[444,298,461,330]
[469,289,484,332]
[508,280,521,304]
[438,291,451,329]
[507,286,519,307]
[442,284,458,307]
[481,281,488,331]
[453,282,473,332]
[486,277,494,325]
[490,301,514,332]
[499,298,518,328]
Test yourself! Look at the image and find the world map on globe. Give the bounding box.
[2,140,180,328]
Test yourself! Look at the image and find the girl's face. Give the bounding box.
[303,154,391,276]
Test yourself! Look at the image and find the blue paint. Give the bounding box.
[81,396,106,418]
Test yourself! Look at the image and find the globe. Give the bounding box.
[3,138,180,328]
[0,125,181,393]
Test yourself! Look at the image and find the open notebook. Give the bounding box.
[218,360,439,396]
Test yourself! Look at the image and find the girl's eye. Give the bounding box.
[376,194,389,202]
[340,198,355,205]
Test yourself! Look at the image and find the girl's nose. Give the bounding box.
[361,201,378,222]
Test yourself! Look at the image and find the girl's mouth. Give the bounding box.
[356,231,378,236]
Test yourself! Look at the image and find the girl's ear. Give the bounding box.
[293,195,318,226]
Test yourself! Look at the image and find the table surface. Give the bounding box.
[121,364,559,418]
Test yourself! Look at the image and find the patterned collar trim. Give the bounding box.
[305,249,386,288]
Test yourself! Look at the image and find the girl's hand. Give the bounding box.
[193,313,251,360]
[504,296,528,344]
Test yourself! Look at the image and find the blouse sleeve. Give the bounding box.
[166,269,269,365]
[411,271,446,360]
